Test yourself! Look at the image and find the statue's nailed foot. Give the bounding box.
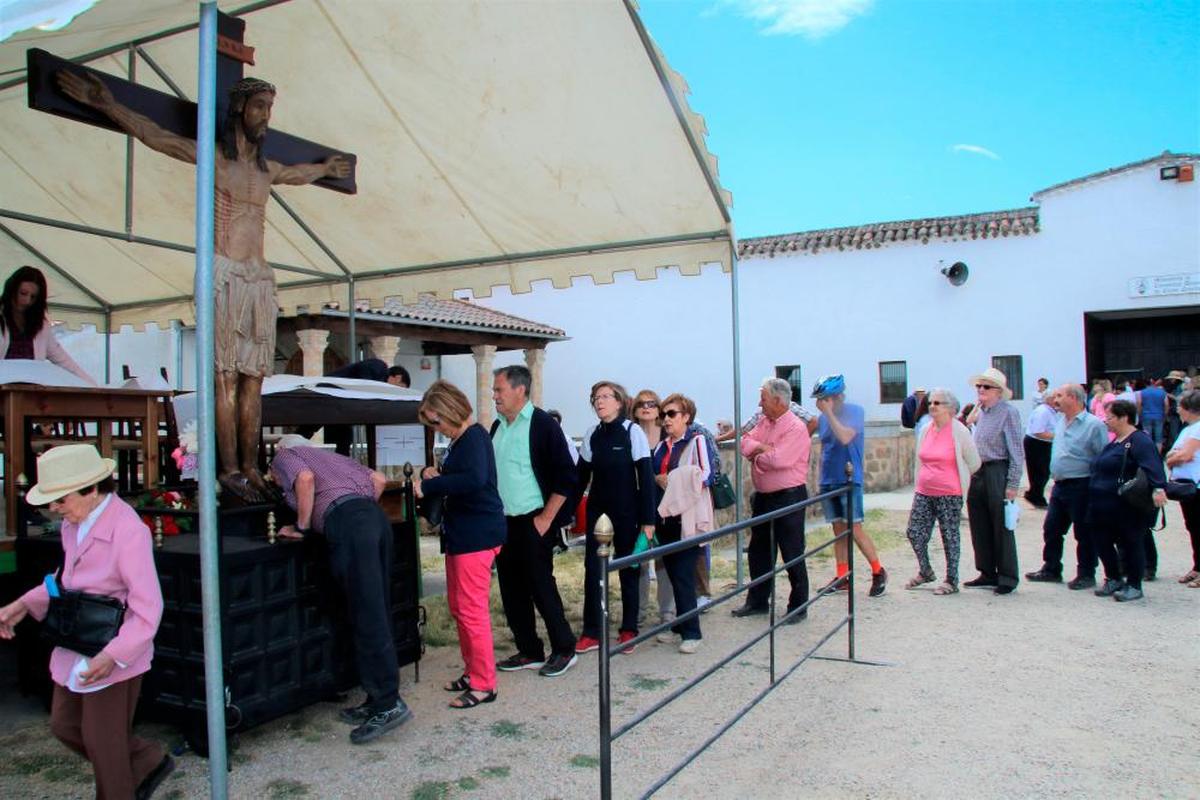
[246,468,283,504]
[218,471,271,505]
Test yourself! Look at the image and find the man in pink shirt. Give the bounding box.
[732,378,813,623]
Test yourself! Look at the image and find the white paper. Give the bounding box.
[66,656,105,694]
[0,360,91,388]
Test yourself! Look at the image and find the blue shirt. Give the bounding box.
[1138,386,1166,421]
[819,402,865,486]
[1049,411,1108,480]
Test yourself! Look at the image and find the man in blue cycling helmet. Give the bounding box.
[812,375,888,597]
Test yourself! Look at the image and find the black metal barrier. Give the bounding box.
[595,467,891,799]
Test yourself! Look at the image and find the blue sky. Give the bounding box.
[638,0,1200,238]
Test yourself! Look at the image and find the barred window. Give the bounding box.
[879,361,907,404]
[775,365,802,403]
[991,355,1024,400]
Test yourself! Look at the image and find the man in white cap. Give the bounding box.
[963,368,1024,594]
[269,435,412,744]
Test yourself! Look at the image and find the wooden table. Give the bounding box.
[1,384,170,534]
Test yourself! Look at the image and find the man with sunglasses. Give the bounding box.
[964,367,1025,594]
[489,366,579,678]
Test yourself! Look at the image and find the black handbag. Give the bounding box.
[1116,441,1157,514]
[41,568,126,658]
[1166,479,1197,501]
[710,472,737,510]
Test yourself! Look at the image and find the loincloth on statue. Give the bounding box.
[214,255,277,377]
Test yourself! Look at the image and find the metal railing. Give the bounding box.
[594,465,890,799]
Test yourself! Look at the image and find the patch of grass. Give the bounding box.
[629,674,670,691]
[569,754,600,769]
[479,765,510,779]
[163,790,186,800]
[0,753,71,776]
[42,762,90,784]
[267,778,312,798]
[489,719,527,739]
[457,775,481,790]
[412,780,453,800]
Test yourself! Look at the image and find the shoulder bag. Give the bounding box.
[1116,440,1157,515]
[41,567,126,658]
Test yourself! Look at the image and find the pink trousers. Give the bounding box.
[446,546,500,691]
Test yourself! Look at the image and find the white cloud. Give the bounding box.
[951,144,1002,161]
[0,0,99,42]
[722,0,874,39]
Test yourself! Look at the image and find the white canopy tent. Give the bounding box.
[1,2,737,794]
[1,0,733,331]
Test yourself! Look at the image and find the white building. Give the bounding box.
[439,151,1199,435]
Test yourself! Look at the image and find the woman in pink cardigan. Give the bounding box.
[0,444,171,800]
[0,266,94,383]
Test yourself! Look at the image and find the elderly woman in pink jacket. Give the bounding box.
[650,393,712,654]
[0,444,171,800]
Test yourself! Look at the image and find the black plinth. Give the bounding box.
[14,501,421,756]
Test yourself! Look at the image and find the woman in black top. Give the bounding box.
[1088,399,1167,602]
[575,381,656,656]
[415,380,506,708]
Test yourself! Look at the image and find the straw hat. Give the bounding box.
[969,367,1013,401]
[26,444,116,505]
[276,434,314,450]
[1167,370,1188,381]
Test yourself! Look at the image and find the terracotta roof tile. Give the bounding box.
[737,207,1040,260]
[339,295,566,338]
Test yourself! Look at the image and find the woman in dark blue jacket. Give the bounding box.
[1088,399,1167,602]
[415,380,506,708]
[575,381,656,655]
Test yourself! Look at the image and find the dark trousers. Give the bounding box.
[1040,477,1095,577]
[496,512,576,659]
[324,497,399,712]
[655,518,701,641]
[746,485,809,612]
[583,512,640,637]
[1181,493,1200,571]
[1094,512,1149,590]
[1023,437,1052,505]
[967,461,1020,588]
[50,676,163,800]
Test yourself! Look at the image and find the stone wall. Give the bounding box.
[715,422,914,525]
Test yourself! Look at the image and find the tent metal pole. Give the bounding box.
[194,4,229,795]
[729,237,744,587]
[347,277,357,359]
[103,311,112,385]
[0,222,111,309]
[0,209,330,278]
[125,45,136,237]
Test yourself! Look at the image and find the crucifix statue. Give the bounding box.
[27,14,355,503]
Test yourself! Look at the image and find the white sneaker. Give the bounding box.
[656,631,679,644]
[678,639,700,655]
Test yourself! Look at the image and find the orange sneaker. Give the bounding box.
[575,635,600,654]
[617,631,637,655]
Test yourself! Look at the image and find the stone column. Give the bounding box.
[471,344,497,429]
[370,335,401,367]
[296,328,329,377]
[524,347,546,408]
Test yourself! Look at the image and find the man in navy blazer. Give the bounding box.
[489,365,579,678]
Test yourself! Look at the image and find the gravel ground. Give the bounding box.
[2,494,1197,799]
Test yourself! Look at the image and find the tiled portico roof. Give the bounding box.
[737,207,1040,260]
[356,295,566,338]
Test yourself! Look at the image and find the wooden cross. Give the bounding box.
[25,10,356,193]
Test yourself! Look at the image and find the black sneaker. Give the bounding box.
[537,652,578,677]
[349,700,413,745]
[730,604,768,618]
[1067,575,1097,590]
[135,754,175,800]
[1113,585,1144,602]
[1094,578,1124,597]
[963,574,998,588]
[1025,568,1063,583]
[338,701,372,725]
[868,567,888,597]
[497,653,545,672]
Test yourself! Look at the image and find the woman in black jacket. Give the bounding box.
[1088,399,1167,602]
[575,381,656,656]
[415,380,507,708]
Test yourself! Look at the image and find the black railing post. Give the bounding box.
[844,461,856,661]
[768,516,776,685]
[595,514,615,800]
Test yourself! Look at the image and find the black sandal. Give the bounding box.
[444,674,471,692]
[449,689,496,709]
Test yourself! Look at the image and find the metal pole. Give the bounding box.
[594,514,614,800]
[844,461,855,661]
[347,277,357,360]
[768,521,775,685]
[103,311,112,385]
[194,3,229,794]
[729,238,744,587]
[124,45,136,237]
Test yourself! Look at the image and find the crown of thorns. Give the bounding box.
[229,78,276,98]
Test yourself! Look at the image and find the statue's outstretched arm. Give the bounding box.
[273,153,350,186]
[57,69,197,165]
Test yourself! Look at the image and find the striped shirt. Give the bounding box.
[271,446,377,532]
[972,400,1024,489]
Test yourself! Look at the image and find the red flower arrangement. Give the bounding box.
[132,489,195,536]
